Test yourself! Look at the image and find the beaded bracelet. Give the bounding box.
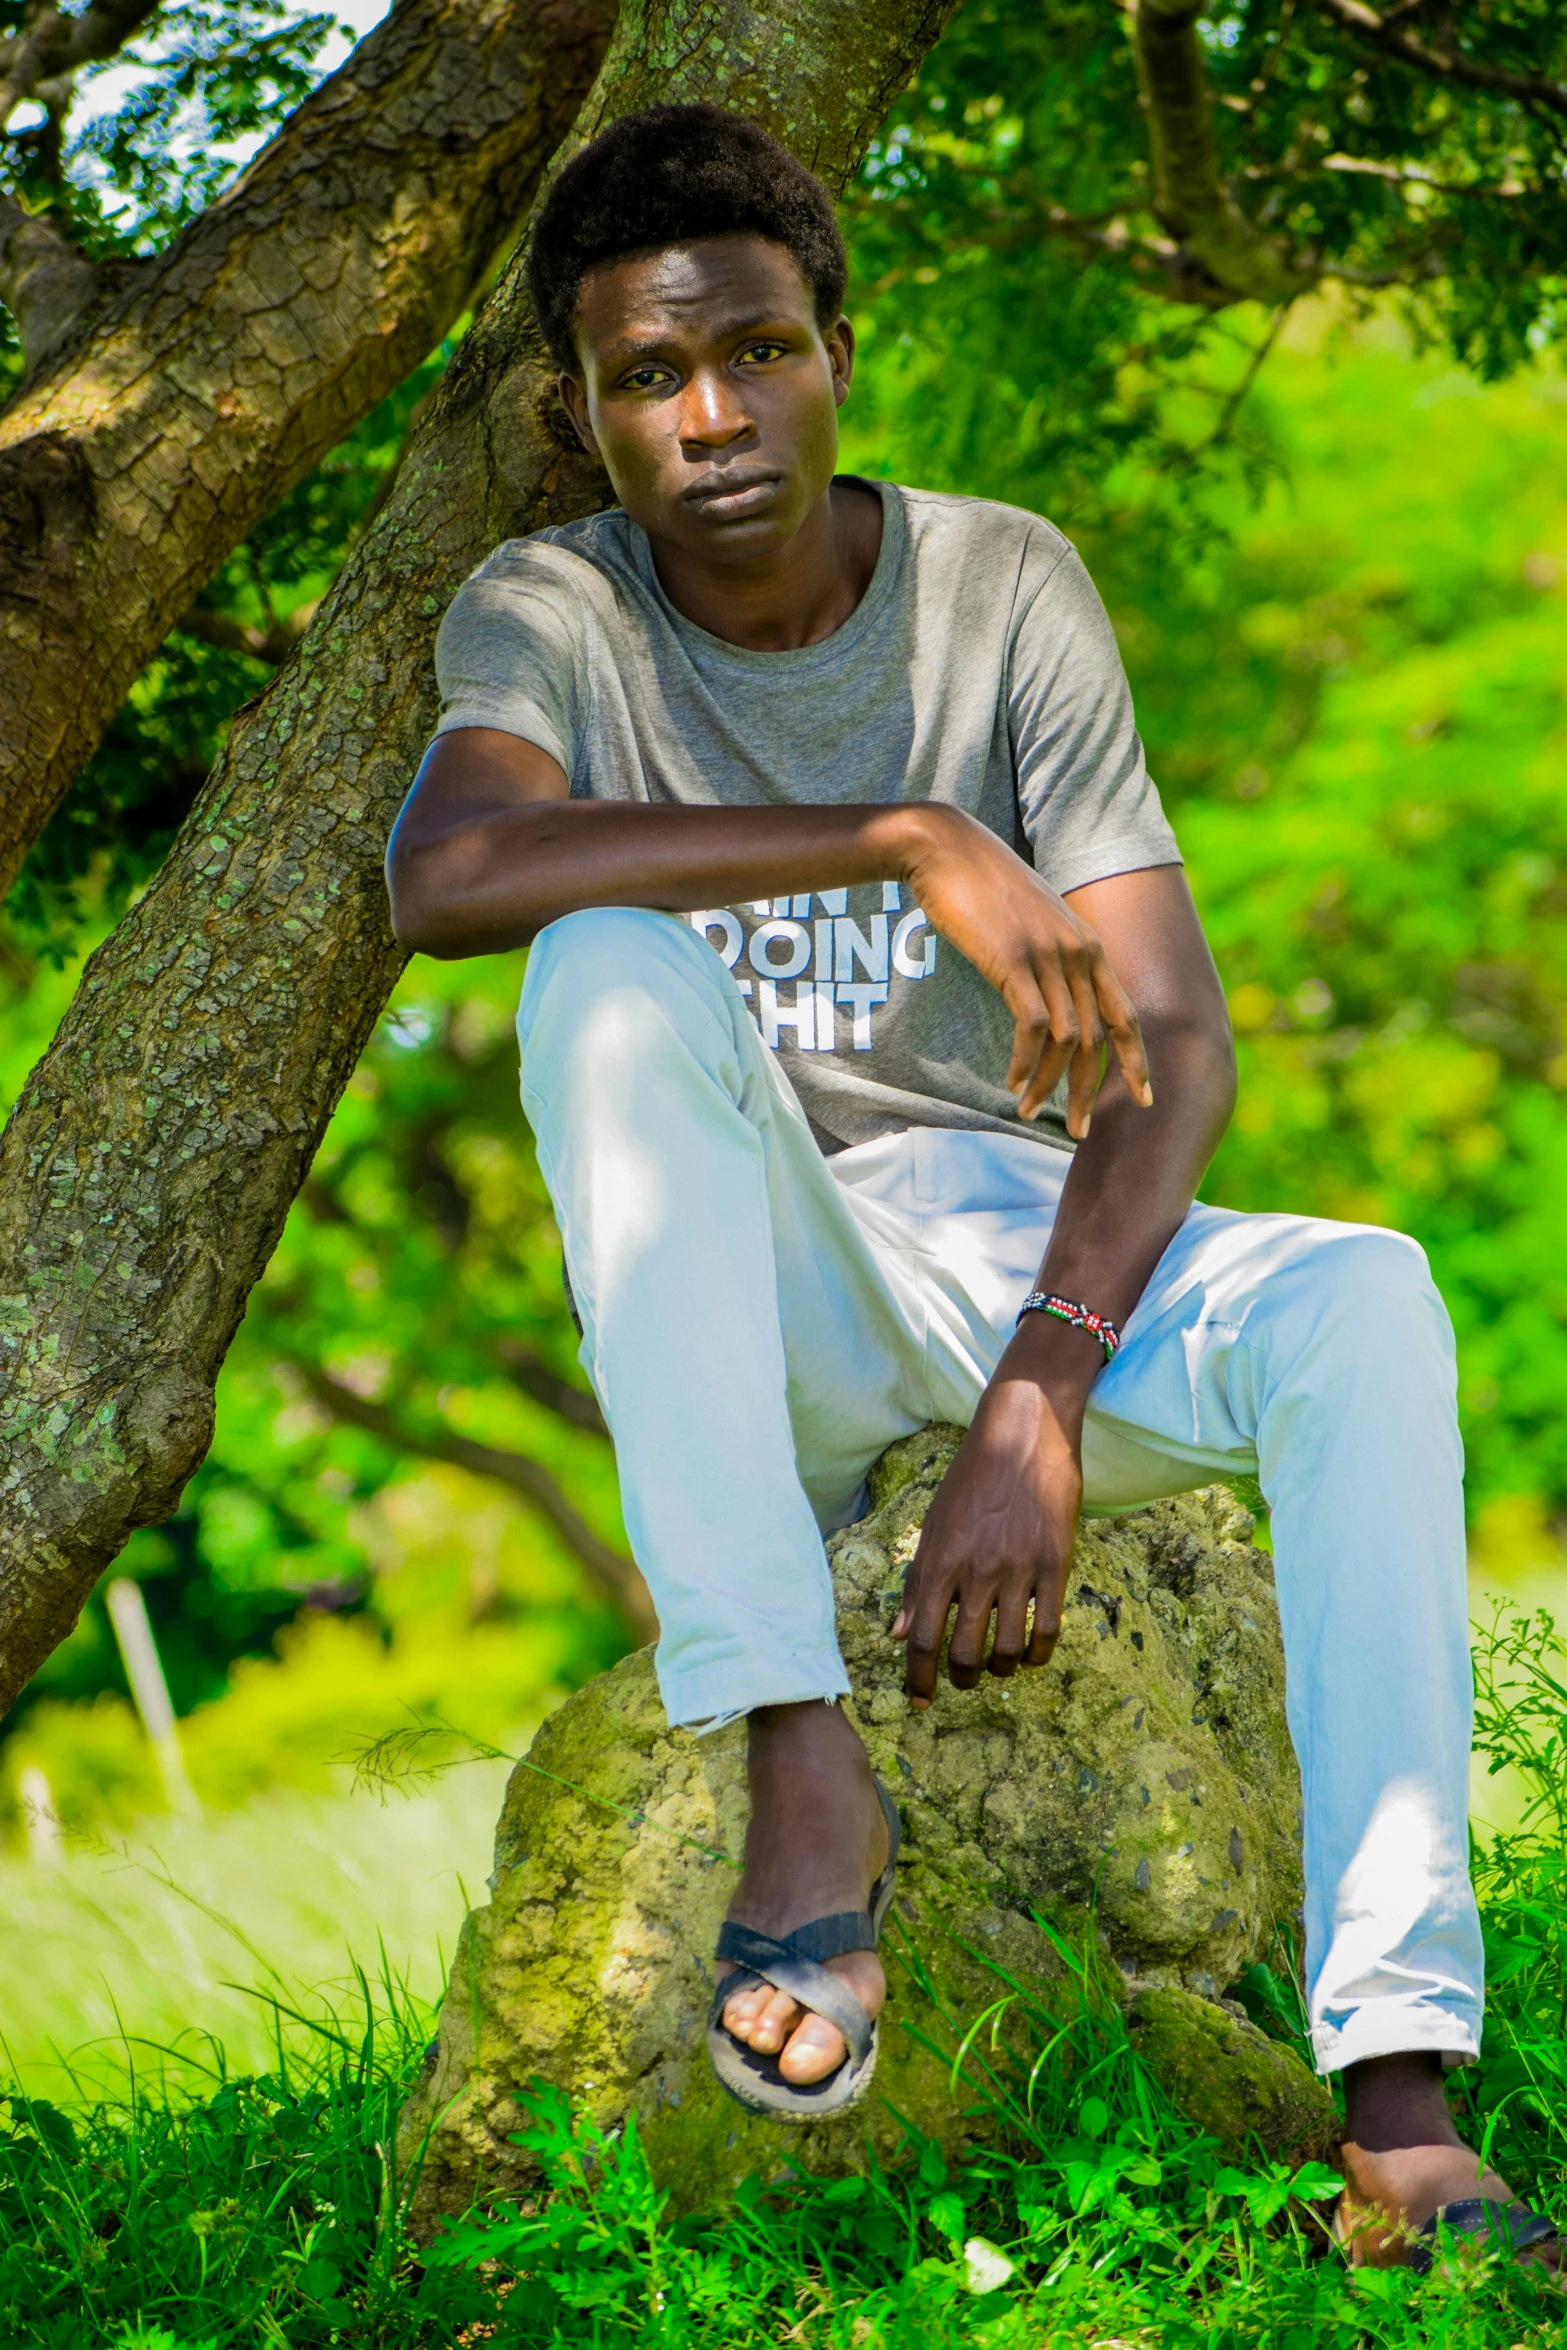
[1016,1289,1121,1361]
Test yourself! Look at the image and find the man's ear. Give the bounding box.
[559,373,600,458]
[827,315,856,409]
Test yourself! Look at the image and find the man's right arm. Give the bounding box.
[389,725,934,960]
[386,726,1153,1137]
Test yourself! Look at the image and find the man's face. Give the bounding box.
[561,235,852,568]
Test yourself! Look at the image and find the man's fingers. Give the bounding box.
[989,1584,1031,1676]
[1061,964,1104,1140]
[903,1559,1069,1695]
[1025,1583,1062,1667]
[1007,929,1148,1133]
[1011,1024,1071,1122]
[1003,973,1058,1102]
[1091,950,1153,1108]
[903,1569,958,1707]
[1012,964,1077,1123]
[946,1584,996,1690]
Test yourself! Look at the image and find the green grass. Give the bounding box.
[0,1765,508,2100]
[3,1610,1566,2346]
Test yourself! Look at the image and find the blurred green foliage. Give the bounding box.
[3,0,1566,1826]
[1154,349,1567,1521]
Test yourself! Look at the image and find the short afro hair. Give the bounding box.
[526,103,848,374]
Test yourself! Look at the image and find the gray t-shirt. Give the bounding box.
[432,479,1181,1154]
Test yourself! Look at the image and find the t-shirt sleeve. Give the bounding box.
[1008,543,1181,893]
[429,547,584,775]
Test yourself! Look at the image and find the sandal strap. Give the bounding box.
[717,1911,876,1967]
[1410,2197,1559,2274]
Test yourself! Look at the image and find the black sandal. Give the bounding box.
[1408,2197,1559,2276]
[706,1777,901,2123]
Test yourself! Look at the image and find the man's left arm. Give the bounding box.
[895,861,1235,1704]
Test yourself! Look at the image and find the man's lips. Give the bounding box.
[681,470,782,513]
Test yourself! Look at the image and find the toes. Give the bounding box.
[748,1989,803,2053]
[719,1978,768,2034]
[779,2013,849,2086]
[723,1985,801,2053]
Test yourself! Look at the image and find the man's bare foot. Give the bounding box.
[1338,2051,1559,2274]
[717,1700,890,2088]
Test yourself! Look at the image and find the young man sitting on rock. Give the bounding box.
[387,104,1556,2274]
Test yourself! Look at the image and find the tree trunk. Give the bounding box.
[0,0,960,1717]
[0,0,616,903]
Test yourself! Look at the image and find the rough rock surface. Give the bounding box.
[401,1428,1323,2226]
[1127,1987,1339,2167]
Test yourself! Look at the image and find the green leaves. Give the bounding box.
[1211,2157,1342,2228]
[925,2188,967,2243]
[1108,337,1567,1533]
[21,0,342,259]
[1061,2135,1164,2215]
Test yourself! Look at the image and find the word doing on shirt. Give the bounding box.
[688,882,938,1054]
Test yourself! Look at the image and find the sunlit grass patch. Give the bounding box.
[0,1764,506,2101]
[2,1608,1564,2344]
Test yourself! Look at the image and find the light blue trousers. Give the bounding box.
[518,907,1481,2075]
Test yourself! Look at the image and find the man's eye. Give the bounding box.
[622,367,670,391]
[738,341,788,365]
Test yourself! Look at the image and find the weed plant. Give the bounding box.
[3,1605,1565,2347]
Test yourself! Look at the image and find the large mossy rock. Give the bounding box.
[1126,1986,1339,2170]
[401,1428,1327,2228]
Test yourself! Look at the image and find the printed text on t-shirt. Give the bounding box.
[687,883,937,1053]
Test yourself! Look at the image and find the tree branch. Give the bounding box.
[492,1336,609,1437]
[1313,0,1567,118]
[967,201,1243,309]
[0,0,163,124]
[0,0,617,904]
[0,189,96,357]
[1320,151,1538,199]
[1133,0,1317,304]
[175,602,315,666]
[296,1362,655,1644]
[1186,297,1294,460]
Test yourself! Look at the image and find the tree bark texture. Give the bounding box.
[0,0,960,1717]
[0,0,617,905]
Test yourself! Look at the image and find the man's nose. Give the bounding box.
[678,366,755,451]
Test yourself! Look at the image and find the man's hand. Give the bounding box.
[900,807,1152,1140]
[892,1324,1094,1707]
[889,866,1236,1706]
[392,740,1153,1142]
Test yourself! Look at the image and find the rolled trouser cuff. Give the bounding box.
[1312,2001,1481,2076]
[659,1651,852,1734]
